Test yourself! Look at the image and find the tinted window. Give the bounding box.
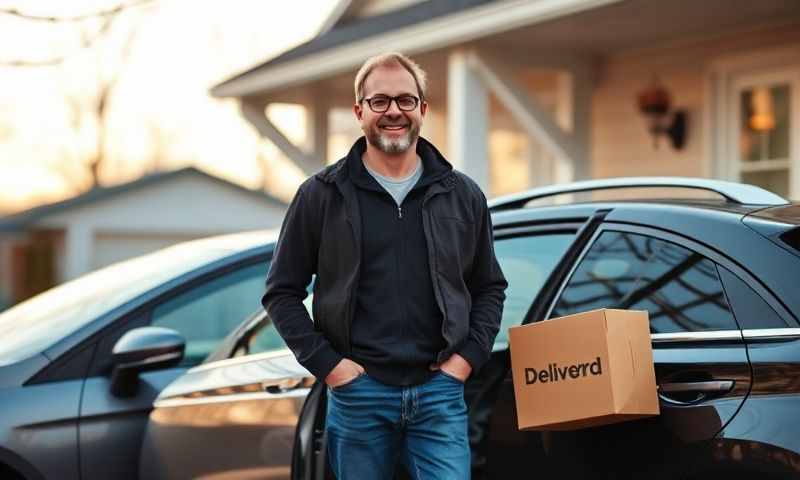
[718,266,790,329]
[552,231,738,333]
[0,238,264,367]
[151,262,269,366]
[244,295,312,356]
[781,227,800,254]
[493,233,575,350]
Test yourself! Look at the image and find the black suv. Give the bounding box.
[142,178,800,480]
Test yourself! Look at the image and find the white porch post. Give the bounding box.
[0,237,14,304]
[448,50,490,195]
[562,66,593,180]
[64,224,92,281]
[307,93,330,165]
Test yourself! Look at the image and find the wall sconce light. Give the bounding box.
[637,80,687,150]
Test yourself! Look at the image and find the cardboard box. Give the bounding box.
[508,309,659,431]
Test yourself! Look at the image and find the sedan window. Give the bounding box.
[493,233,576,350]
[241,291,313,357]
[717,266,791,329]
[551,231,738,333]
[0,241,251,366]
[150,262,270,366]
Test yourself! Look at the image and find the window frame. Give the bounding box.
[543,222,797,331]
[81,253,272,378]
[146,257,271,368]
[491,221,585,350]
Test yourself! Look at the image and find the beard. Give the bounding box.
[366,122,420,154]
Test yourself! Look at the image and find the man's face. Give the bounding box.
[354,64,427,155]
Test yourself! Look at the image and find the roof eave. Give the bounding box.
[211,0,621,99]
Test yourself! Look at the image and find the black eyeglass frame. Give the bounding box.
[359,94,421,113]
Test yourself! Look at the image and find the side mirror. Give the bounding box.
[110,326,185,397]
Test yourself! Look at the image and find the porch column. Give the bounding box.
[0,237,13,305]
[558,67,593,180]
[448,50,490,195]
[64,224,92,281]
[306,92,330,165]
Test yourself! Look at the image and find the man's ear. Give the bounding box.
[353,103,363,121]
[420,101,428,117]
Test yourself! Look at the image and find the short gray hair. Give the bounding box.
[354,52,428,102]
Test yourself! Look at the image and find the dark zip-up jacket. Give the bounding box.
[262,137,508,381]
[349,145,449,386]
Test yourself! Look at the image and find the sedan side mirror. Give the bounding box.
[110,326,185,397]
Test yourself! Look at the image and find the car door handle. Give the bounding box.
[659,380,735,394]
[657,380,735,405]
[263,378,303,394]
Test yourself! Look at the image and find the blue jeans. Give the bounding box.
[326,370,470,479]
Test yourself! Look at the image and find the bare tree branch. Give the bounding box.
[0,0,154,22]
[0,16,114,67]
[0,0,155,67]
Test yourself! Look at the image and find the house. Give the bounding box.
[0,167,286,306]
[211,0,800,200]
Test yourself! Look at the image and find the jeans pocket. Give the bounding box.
[330,372,367,392]
[438,370,465,385]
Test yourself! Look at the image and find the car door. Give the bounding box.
[487,224,753,479]
[291,218,594,480]
[139,311,311,480]
[79,258,271,480]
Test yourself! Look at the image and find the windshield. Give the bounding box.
[0,231,274,366]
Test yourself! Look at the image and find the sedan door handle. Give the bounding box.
[657,380,735,405]
[659,380,735,394]
[263,378,303,394]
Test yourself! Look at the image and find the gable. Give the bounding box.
[32,173,287,233]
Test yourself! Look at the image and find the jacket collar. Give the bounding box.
[316,136,457,192]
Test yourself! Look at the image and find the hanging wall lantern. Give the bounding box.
[637,79,687,150]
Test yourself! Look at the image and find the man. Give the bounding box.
[262,52,507,479]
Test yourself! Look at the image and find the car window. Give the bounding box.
[717,266,791,329]
[0,237,269,367]
[493,233,576,350]
[244,284,314,356]
[551,231,738,333]
[781,227,800,255]
[151,262,270,366]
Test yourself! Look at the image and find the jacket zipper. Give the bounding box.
[398,205,403,219]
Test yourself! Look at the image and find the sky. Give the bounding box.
[0,0,335,212]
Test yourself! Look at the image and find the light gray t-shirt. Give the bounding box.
[364,157,423,207]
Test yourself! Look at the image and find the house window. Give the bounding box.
[738,83,792,198]
[726,64,800,199]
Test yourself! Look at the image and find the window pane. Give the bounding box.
[247,292,312,356]
[740,84,791,162]
[246,278,313,357]
[552,231,737,333]
[151,262,269,366]
[551,232,659,317]
[493,233,575,350]
[718,266,789,329]
[781,227,800,254]
[247,322,287,355]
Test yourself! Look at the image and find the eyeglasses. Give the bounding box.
[360,94,420,113]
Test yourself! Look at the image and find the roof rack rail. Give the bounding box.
[488,177,788,212]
